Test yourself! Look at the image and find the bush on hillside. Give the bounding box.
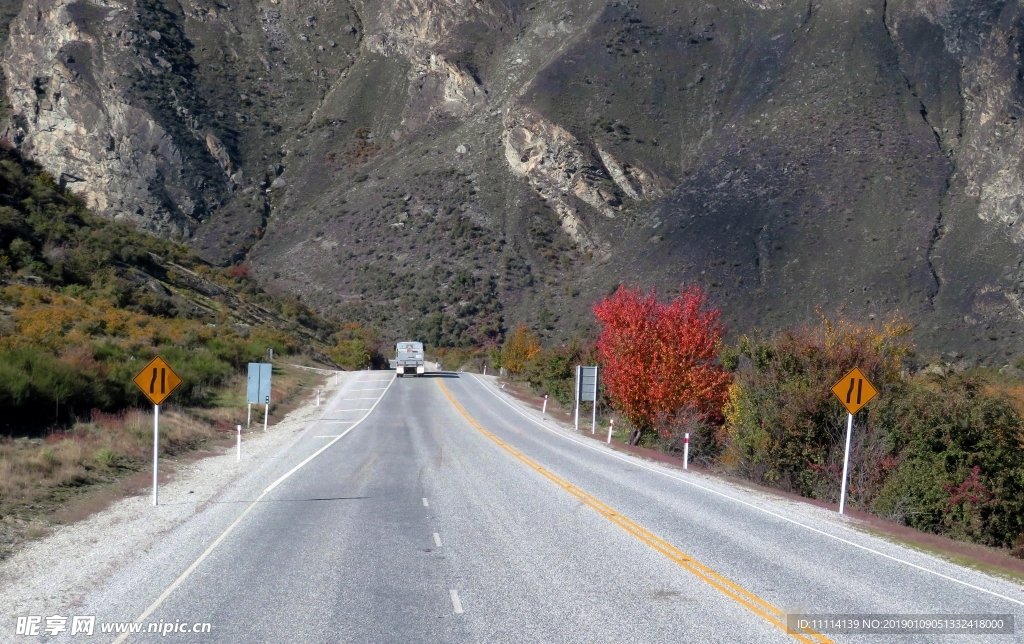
[723,311,1024,549]
[873,371,1024,548]
[500,323,541,375]
[722,311,913,500]
[330,323,384,370]
[594,285,731,446]
[518,340,596,407]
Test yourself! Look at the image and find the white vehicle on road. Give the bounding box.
[395,341,425,377]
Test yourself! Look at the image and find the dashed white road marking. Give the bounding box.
[449,589,464,614]
[340,397,381,400]
[422,498,429,508]
[433,533,442,547]
[110,377,397,643]
[349,387,388,391]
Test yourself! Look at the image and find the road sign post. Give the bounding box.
[830,367,879,515]
[574,366,581,431]
[247,363,272,432]
[132,357,182,506]
[153,405,159,505]
[577,366,599,434]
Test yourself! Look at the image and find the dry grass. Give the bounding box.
[0,408,228,515]
[0,361,329,559]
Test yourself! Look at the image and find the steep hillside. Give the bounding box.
[0,146,337,430]
[4,0,1024,361]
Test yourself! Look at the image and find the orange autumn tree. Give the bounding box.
[501,322,542,375]
[593,285,731,445]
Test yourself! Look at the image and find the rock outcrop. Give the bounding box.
[595,145,664,201]
[3,0,206,236]
[503,106,616,249]
[5,0,1024,360]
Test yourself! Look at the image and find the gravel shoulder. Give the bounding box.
[0,371,350,631]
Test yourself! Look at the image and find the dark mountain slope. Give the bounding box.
[4,0,1024,360]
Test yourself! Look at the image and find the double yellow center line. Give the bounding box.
[436,379,833,644]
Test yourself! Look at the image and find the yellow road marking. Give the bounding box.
[436,379,833,644]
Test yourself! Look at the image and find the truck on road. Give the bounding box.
[395,341,425,377]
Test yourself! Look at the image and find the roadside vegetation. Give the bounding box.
[485,286,1024,559]
[0,148,360,557]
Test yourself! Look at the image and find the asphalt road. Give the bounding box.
[51,371,1024,643]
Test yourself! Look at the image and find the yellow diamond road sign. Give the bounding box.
[831,367,878,415]
[133,356,183,406]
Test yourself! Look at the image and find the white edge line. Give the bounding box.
[433,532,442,547]
[339,397,383,400]
[450,589,464,614]
[113,375,397,643]
[349,387,388,391]
[469,374,1024,608]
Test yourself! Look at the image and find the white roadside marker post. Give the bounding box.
[607,418,614,444]
[237,424,241,461]
[683,433,689,470]
[542,394,548,415]
[264,400,269,432]
[483,365,487,376]
[839,412,853,514]
[574,365,581,432]
[153,404,160,506]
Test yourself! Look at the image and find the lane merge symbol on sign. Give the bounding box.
[830,367,878,415]
[132,356,183,406]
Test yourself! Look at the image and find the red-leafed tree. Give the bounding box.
[593,284,731,445]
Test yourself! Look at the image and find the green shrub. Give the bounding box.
[723,311,1024,549]
[519,340,597,406]
[93,446,117,466]
[873,372,1024,548]
[722,312,912,500]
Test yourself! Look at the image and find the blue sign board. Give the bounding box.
[247,363,272,404]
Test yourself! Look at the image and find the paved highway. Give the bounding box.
[57,371,1023,642]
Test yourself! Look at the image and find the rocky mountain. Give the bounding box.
[4,0,1024,362]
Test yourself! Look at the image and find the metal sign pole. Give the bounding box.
[591,366,598,434]
[247,403,252,429]
[839,412,853,514]
[152,404,159,506]
[574,366,581,432]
